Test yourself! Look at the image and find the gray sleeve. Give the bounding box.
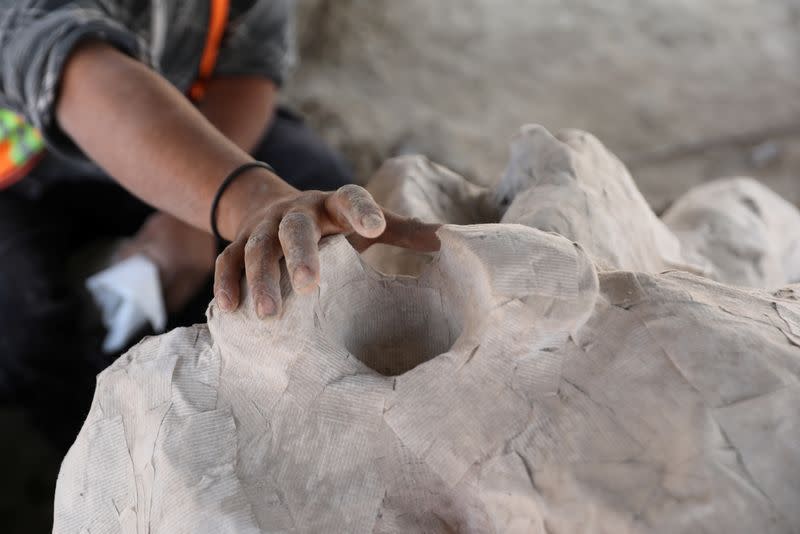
[214,0,295,86]
[0,1,148,156]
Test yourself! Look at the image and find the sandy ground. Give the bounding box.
[287,0,800,211]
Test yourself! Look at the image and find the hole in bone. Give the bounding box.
[320,278,463,376]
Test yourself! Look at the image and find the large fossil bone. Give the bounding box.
[55,223,800,533]
[368,124,800,289]
[497,125,695,274]
[662,176,800,287]
[54,125,800,533]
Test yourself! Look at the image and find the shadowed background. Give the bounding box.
[287,0,800,212]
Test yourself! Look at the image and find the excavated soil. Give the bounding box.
[288,0,800,210]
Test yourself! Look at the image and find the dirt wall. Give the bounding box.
[287,0,800,210]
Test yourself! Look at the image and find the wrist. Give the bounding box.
[216,166,296,241]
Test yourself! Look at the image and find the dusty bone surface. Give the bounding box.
[55,124,800,532]
[496,125,691,274]
[662,176,800,287]
[362,154,497,275]
[368,123,800,289]
[55,222,800,533]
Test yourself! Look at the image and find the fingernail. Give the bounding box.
[217,290,232,311]
[293,266,315,289]
[361,213,384,231]
[256,296,276,319]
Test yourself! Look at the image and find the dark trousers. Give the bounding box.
[0,109,353,448]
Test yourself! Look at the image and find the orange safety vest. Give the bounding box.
[189,0,230,102]
[0,0,230,190]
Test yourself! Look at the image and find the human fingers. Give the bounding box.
[244,220,284,318]
[277,210,322,294]
[213,238,246,311]
[324,184,386,238]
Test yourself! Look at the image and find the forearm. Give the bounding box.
[54,40,431,321]
[56,42,295,239]
[198,77,277,154]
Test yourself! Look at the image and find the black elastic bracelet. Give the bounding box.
[210,161,275,252]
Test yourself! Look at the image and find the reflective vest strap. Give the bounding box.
[189,0,230,102]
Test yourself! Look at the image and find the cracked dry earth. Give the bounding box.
[54,126,800,533]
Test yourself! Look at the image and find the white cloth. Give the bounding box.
[86,254,167,353]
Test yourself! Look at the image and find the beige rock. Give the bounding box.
[54,224,800,533]
[497,125,800,288]
[662,177,800,287]
[54,124,800,532]
[497,125,692,274]
[367,124,800,289]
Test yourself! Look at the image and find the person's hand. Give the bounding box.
[214,183,441,319]
[117,212,216,313]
